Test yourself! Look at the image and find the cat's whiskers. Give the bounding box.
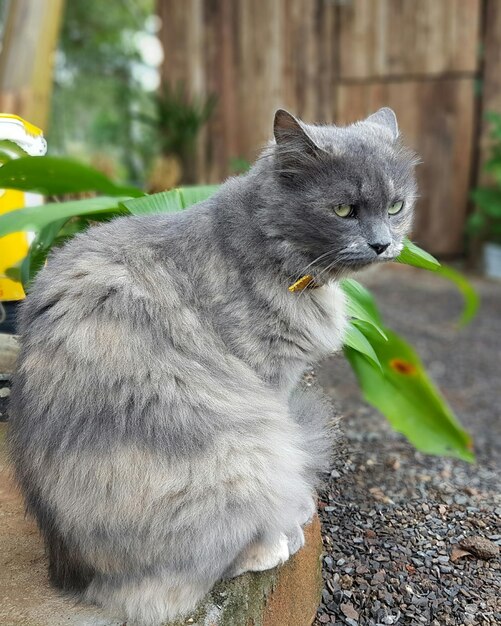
[294,248,338,282]
[294,250,342,304]
[310,248,358,287]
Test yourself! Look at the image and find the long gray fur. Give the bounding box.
[8,108,417,625]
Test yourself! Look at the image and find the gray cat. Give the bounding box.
[9,108,417,625]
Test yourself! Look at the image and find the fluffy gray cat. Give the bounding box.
[9,108,417,625]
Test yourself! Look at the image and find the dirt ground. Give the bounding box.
[314,264,500,626]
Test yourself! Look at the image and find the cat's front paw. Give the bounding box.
[231,533,289,577]
[297,496,316,526]
[286,522,305,556]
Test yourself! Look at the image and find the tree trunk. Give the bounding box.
[0,0,66,131]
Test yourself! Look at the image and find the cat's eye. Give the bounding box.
[334,204,355,218]
[388,200,404,215]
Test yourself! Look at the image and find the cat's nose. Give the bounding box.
[369,242,390,255]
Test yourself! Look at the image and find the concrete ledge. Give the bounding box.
[0,423,323,625]
[0,333,18,379]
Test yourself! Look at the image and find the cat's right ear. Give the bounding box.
[273,109,318,153]
[273,109,321,179]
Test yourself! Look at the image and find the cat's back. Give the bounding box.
[10,204,231,449]
[17,206,213,339]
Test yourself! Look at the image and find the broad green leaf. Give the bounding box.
[345,328,474,462]
[177,185,220,208]
[0,156,143,197]
[122,189,186,215]
[0,196,130,237]
[351,318,388,343]
[341,278,387,339]
[123,185,219,216]
[434,265,480,327]
[343,323,381,369]
[396,238,440,271]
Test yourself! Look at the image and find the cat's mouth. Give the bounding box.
[297,243,401,280]
[323,252,398,277]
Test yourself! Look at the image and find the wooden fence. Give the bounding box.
[158,0,501,256]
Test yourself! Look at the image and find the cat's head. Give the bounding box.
[263,108,418,279]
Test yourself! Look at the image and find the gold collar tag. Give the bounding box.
[288,274,320,293]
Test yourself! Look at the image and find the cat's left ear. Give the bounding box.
[365,107,399,141]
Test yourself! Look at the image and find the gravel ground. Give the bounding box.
[314,265,500,626]
[0,265,499,625]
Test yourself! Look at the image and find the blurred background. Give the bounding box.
[0,0,500,261]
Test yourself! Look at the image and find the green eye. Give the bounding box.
[388,200,404,215]
[334,204,354,218]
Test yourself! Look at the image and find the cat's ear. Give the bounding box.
[365,107,399,140]
[273,109,322,179]
[273,109,320,154]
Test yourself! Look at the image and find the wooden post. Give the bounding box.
[478,0,501,178]
[0,0,66,132]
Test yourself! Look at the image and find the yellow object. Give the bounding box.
[288,274,319,293]
[0,190,28,300]
[0,113,47,301]
[0,114,43,138]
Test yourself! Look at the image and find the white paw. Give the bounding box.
[233,533,290,576]
[287,523,305,556]
[298,497,316,526]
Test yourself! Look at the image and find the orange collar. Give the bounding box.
[288,274,320,293]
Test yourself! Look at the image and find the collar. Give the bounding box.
[288,274,321,293]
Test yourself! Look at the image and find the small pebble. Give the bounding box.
[459,535,499,560]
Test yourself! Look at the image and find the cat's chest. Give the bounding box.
[290,282,347,359]
[241,280,347,389]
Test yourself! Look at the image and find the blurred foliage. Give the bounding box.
[229,157,252,175]
[47,0,157,185]
[468,112,501,245]
[137,82,216,184]
[138,83,216,159]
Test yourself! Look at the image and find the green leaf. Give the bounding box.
[351,318,387,343]
[20,215,114,290]
[0,156,143,197]
[21,219,68,289]
[343,323,381,369]
[396,238,440,271]
[4,265,22,282]
[341,278,387,339]
[123,185,219,216]
[434,265,480,327]
[0,196,130,238]
[122,189,185,215]
[345,328,474,462]
[177,185,220,208]
[0,139,29,164]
